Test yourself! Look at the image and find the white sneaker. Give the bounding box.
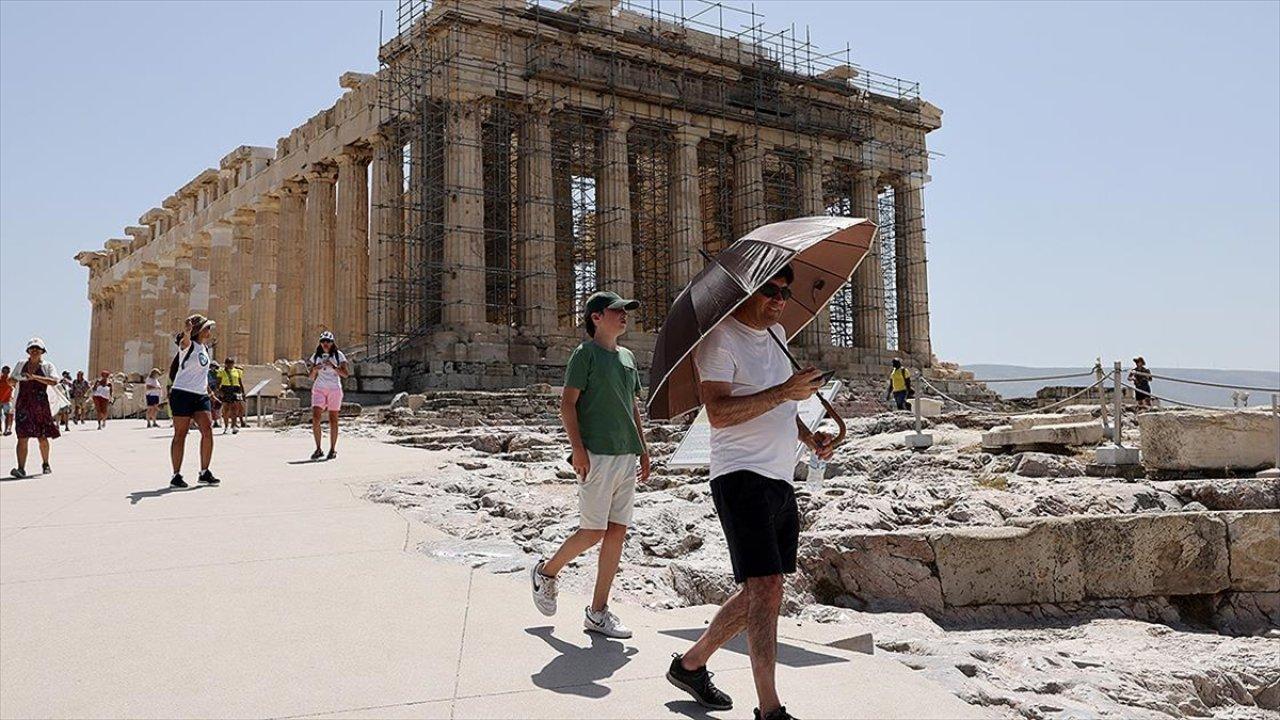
[584,605,632,639]
[530,560,558,616]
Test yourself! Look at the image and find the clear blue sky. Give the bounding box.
[2,1,1277,373]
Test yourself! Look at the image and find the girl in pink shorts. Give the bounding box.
[307,331,349,460]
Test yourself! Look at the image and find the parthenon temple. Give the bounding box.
[77,0,940,391]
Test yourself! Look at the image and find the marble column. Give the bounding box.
[442,101,486,326]
[141,263,166,374]
[893,176,931,360]
[797,152,830,348]
[335,147,371,347]
[853,169,886,350]
[228,210,256,361]
[516,106,557,332]
[596,114,634,300]
[98,289,116,373]
[88,295,102,375]
[189,235,211,317]
[668,128,704,304]
[732,135,766,238]
[369,130,405,341]
[207,222,233,358]
[303,165,338,345]
[120,273,142,375]
[250,197,280,364]
[275,180,307,360]
[171,246,194,358]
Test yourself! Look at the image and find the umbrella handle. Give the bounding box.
[766,327,848,447]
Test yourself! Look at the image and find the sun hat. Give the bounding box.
[25,337,46,352]
[319,331,336,342]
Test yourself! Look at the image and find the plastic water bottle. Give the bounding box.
[806,450,826,492]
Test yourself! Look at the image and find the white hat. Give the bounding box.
[319,331,336,342]
[25,337,46,352]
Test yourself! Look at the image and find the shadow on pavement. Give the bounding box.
[663,700,721,720]
[659,628,847,668]
[526,625,638,698]
[127,485,211,504]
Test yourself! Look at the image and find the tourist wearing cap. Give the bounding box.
[91,371,113,429]
[168,314,221,488]
[70,371,90,425]
[0,366,15,437]
[9,338,67,478]
[307,331,349,461]
[216,357,246,434]
[529,290,650,641]
[144,368,165,429]
[1129,356,1153,410]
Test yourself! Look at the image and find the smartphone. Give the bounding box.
[818,369,837,384]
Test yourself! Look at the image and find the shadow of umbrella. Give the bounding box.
[526,626,638,698]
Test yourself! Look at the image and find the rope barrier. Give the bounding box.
[916,372,1113,417]
[1144,373,1279,394]
[1119,381,1230,412]
[958,371,1097,384]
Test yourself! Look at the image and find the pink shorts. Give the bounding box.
[311,385,344,412]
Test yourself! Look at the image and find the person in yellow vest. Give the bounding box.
[885,359,912,411]
[216,358,246,435]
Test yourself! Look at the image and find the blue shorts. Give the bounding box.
[169,389,211,418]
[146,395,161,407]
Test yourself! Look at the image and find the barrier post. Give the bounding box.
[1095,359,1110,438]
[1261,393,1280,479]
[905,368,933,450]
[1113,360,1124,446]
[1094,360,1139,467]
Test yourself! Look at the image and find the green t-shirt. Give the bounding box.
[564,340,643,456]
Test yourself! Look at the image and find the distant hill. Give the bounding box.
[961,364,1280,408]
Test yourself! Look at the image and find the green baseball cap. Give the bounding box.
[583,291,639,319]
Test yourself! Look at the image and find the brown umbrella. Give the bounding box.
[646,215,876,426]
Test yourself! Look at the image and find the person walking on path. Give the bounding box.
[91,371,113,430]
[217,357,246,434]
[666,267,832,720]
[144,368,165,428]
[1130,356,1153,410]
[70,371,90,425]
[307,331,349,460]
[9,338,67,478]
[0,366,15,436]
[207,361,223,429]
[529,291,651,640]
[885,358,912,411]
[168,315,220,488]
[56,372,73,431]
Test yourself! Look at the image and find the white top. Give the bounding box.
[171,342,211,395]
[145,376,162,397]
[309,350,347,391]
[92,382,112,399]
[693,317,799,482]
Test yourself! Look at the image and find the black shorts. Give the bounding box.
[145,395,160,407]
[170,389,211,417]
[219,388,243,404]
[710,470,800,583]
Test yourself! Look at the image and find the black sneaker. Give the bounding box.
[326,449,337,461]
[755,707,796,720]
[10,468,26,479]
[198,470,220,485]
[311,449,324,461]
[170,473,187,488]
[666,654,732,710]
[42,463,51,475]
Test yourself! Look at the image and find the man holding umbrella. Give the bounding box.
[649,216,874,720]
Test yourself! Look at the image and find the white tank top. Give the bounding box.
[171,343,211,395]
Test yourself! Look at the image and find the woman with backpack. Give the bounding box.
[168,315,220,488]
[307,331,349,461]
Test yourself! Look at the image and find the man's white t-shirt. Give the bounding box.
[172,343,211,395]
[694,317,798,482]
[310,351,348,391]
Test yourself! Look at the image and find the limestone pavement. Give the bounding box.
[0,424,987,719]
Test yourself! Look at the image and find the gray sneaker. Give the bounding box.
[584,606,632,639]
[530,560,558,616]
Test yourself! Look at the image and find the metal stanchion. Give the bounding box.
[1095,359,1139,467]
[1260,393,1280,479]
[905,372,933,450]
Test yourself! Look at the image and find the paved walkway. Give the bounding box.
[0,423,987,719]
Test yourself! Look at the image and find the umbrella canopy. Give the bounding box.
[646,215,876,421]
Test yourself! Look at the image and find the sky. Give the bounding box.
[2,0,1277,373]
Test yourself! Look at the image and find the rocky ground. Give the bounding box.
[280,391,1279,719]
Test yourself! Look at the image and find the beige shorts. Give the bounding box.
[578,452,637,530]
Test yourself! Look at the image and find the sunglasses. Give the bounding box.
[756,284,792,301]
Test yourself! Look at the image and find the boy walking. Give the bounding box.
[530,291,650,639]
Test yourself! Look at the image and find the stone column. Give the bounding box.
[276,180,307,360]
[189,235,211,317]
[516,106,557,332]
[668,128,704,303]
[797,152,830,348]
[207,222,234,358]
[228,210,256,361]
[442,101,486,326]
[250,197,280,364]
[98,289,116,373]
[335,147,371,347]
[120,273,142,375]
[303,165,338,345]
[853,169,886,350]
[732,134,766,238]
[143,262,168,374]
[170,245,195,360]
[88,295,102,375]
[369,130,405,342]
[893,176,931,360]
[596,114,634,300]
